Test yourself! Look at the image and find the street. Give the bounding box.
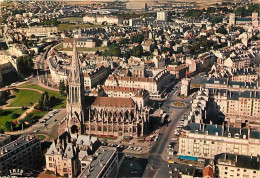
[142,81,193,178]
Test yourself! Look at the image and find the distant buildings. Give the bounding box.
[157,11,167,22]
[63,38,96,48]
[229,12,259,29]
[0,135,42,176]
[83,15,123,25]
[126,2,147,11]
[18,26,57,38]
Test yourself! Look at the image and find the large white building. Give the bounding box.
[83,15,123,25]
[157,11,167,21]
[178,123,260,160]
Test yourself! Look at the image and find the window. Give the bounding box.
[49,163,53,167]
[49,157,52,161]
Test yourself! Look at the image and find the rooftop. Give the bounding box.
[79,147,117,178]
[215,153,260,170]
[183,123,260,139]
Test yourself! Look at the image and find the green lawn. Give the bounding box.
[36,134,46,141]
[0,109,23,131]
[24,84,66,109]
[31,110,48,120]
[9,89,41,107]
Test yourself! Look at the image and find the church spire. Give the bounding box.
[71,38,80,83]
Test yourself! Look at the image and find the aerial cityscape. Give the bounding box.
[0,0,259,177]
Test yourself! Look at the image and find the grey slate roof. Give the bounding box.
[215,153,260,170]
[183,123,259,139]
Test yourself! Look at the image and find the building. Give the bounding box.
[231,67,258,83]
[86,96,150,138]
[168,163,196,178]
[83,66,110,90]
[215,153,260,178]
[97,86,150,109]
[0,134,11,147]
[83,15,123,25]
[104,69,171,98]
[78,147,120,178]
[157,11,167,21]
[63,38,96,49]
[18,26,57,37]
[65,41,150,139]
[45,132,100,177]
[126,2,147,11]
[129,18,142,26]
[0,135,42,176]
[167,64,189,80]
[228,12,260,29]
[210,89,260,126]
[205,78,259,92]
[181,78,191,96]
[178,123,260,160]
[229,13,236,27]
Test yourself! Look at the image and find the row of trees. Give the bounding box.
[102,44,146,58]
[35,92,58,111]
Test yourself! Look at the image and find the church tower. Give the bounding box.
[67,39,86,135]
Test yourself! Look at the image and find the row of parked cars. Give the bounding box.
[102,142,143,152]
[40,110,60,123]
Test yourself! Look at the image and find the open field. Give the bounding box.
[0,109,23,131]
[25,84,66,109]
[9,89,41,107]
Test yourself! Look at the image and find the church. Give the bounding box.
[66,40,150,138]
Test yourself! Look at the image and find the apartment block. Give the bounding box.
[178,123,260,160]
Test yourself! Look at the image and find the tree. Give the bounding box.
[5,121,15,131]
[35,92,51,111]
[11,113,20,119]
[24,113,34,124]
[132,45,143,57]
[130,34,144,44]
[59,80,66,96]
[0,129,4,134]
[216,25,228,35]
[103,44,121,57]
[17,55,34,76]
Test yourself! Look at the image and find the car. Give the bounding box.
[172,138,177,141]
[34,129,39,133]
[40,120,46,123]
[43,124,48,127]
[53,119,57,122]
